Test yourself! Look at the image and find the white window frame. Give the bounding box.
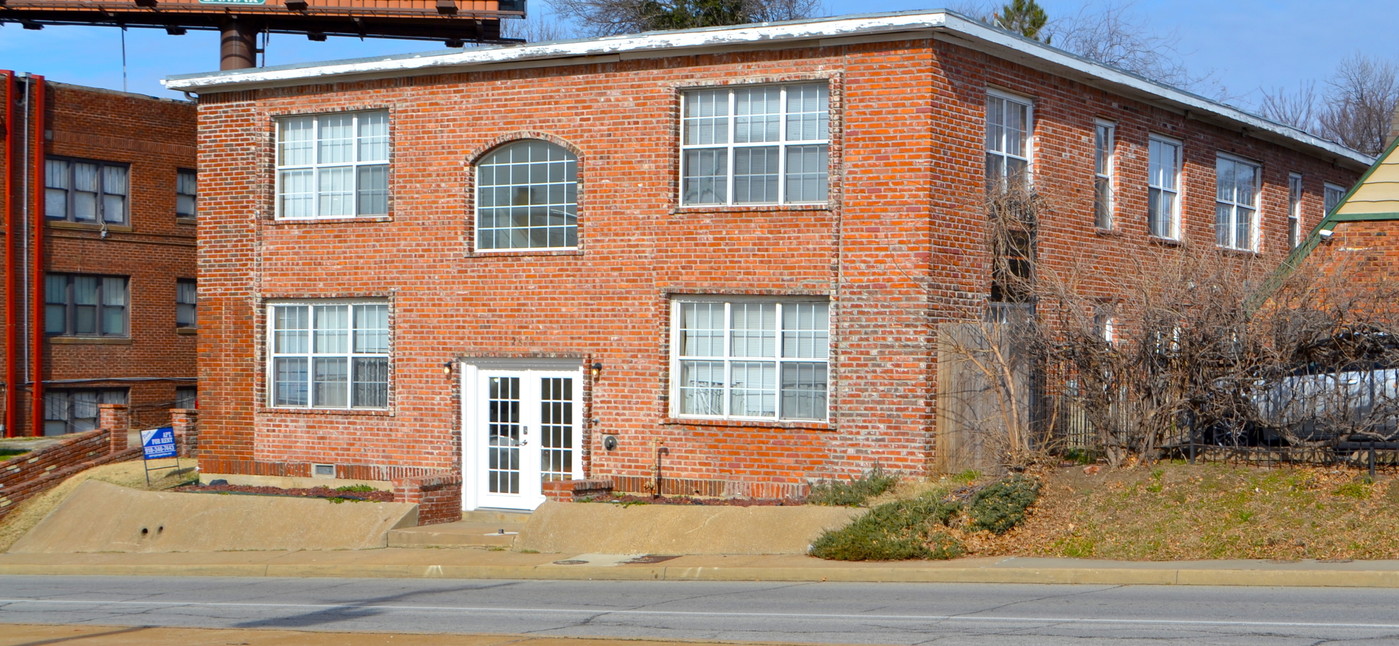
[1147,135,1182,240]
[1215,153,1261,252]
[1094,120,1115,229]
[267,300,390,410]
[1324,182,1347,217]
[274,110,389,220]
[475,139,579,251]
[986,90,1034,187]
[670,297,830,422]
[679,83,829,206]
[1287,173,1304,249]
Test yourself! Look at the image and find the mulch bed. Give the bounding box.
[583,494,805,506]
[177,483,396,502]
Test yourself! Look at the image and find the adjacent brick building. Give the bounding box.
[165,11,1368,512]
[1,73,198,438]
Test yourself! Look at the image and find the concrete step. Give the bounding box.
[387,515,528,549]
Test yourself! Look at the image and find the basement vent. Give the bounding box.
[312,464,336,478]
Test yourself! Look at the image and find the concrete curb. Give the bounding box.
[6,553,1399,587]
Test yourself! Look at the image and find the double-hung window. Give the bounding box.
[476,140,578,250]
[1287,173,1304,248]
[276,111,389,219]
[1094,121,1115,228]
[269,301,389,409]
[176,278,197,329]
[1324,182,1347,217]
[1147,136,1182,239]
[1215,154,1260,251]
[672,298,829,421]
[986,92,1033,187]
[176,169,197,220]
[45,158,129,225]
[680,83,828,205]
[45,273,128,337]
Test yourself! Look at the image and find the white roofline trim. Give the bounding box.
[162,9,1371,168]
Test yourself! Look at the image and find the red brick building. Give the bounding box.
[165,11,1367,512]
[1,74,198,438]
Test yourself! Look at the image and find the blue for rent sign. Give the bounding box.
[141,427,178,460]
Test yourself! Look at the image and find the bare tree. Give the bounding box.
[1043,2,1208,91]
[1259,54,1399,157]
[500,15,571,42]
[548,0,820,37]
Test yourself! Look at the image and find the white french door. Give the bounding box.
[461,361,583,511]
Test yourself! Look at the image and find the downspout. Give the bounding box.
[2,70,16,438]
[27,74,44,438]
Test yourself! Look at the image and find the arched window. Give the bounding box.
[476,140,578,250]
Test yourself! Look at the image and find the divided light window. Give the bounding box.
[985,92,1033,187]
[43,388,127,436]
[680,83,829,206]
[476,140,578,250]
[1288,173,1303,248]
[1215,154,1260,251]
[276,111,389,219]
[1147,136,1182,239]
[1324,182,1347,217]
[269,301,389,409]
[45,158,129,225]
[176,169,197,220]
[672,298,829,421]
[176,278,197,329]
[1094,121,1115,229]
[45,273,128,337]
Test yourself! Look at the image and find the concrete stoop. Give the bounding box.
[387,510,529,549]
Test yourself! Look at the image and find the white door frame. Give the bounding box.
[460,358,584,512]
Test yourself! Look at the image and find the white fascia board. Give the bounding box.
[162,11,948,91]
[932,13,1372,169]
[163,9,1370,168]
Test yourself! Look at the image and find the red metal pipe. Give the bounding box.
[3,70,17,438]
[28,74,45,439]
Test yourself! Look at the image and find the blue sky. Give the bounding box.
[0,0,1391,114]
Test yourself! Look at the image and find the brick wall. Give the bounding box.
[0,77,198,437]
[392,473,463,526]
[191,35,1364,499]
[0,428,140,520]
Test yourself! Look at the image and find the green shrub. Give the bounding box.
[967,474,1041,535]
[807,467,899,507]
[335,484,379,493]
[810,493,964,560]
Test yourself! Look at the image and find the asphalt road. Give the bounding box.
[6,576,1399,644]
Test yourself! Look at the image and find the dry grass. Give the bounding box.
[0,460,196,552]
[976,462,1399,561]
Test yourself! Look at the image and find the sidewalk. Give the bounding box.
[5,546,1399,587]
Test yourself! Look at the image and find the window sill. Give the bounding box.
[1149,235,1183,247]
[48,221,132,233]
[672,203,831,216]
[464,248,584,259]
[1093,227,1122,237]
[269,215,393,225]
[48,336,132,345]
[176,217,197,226]
[175,327,198,335]
[1218,246,1260,257]
[662,417,833,432]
